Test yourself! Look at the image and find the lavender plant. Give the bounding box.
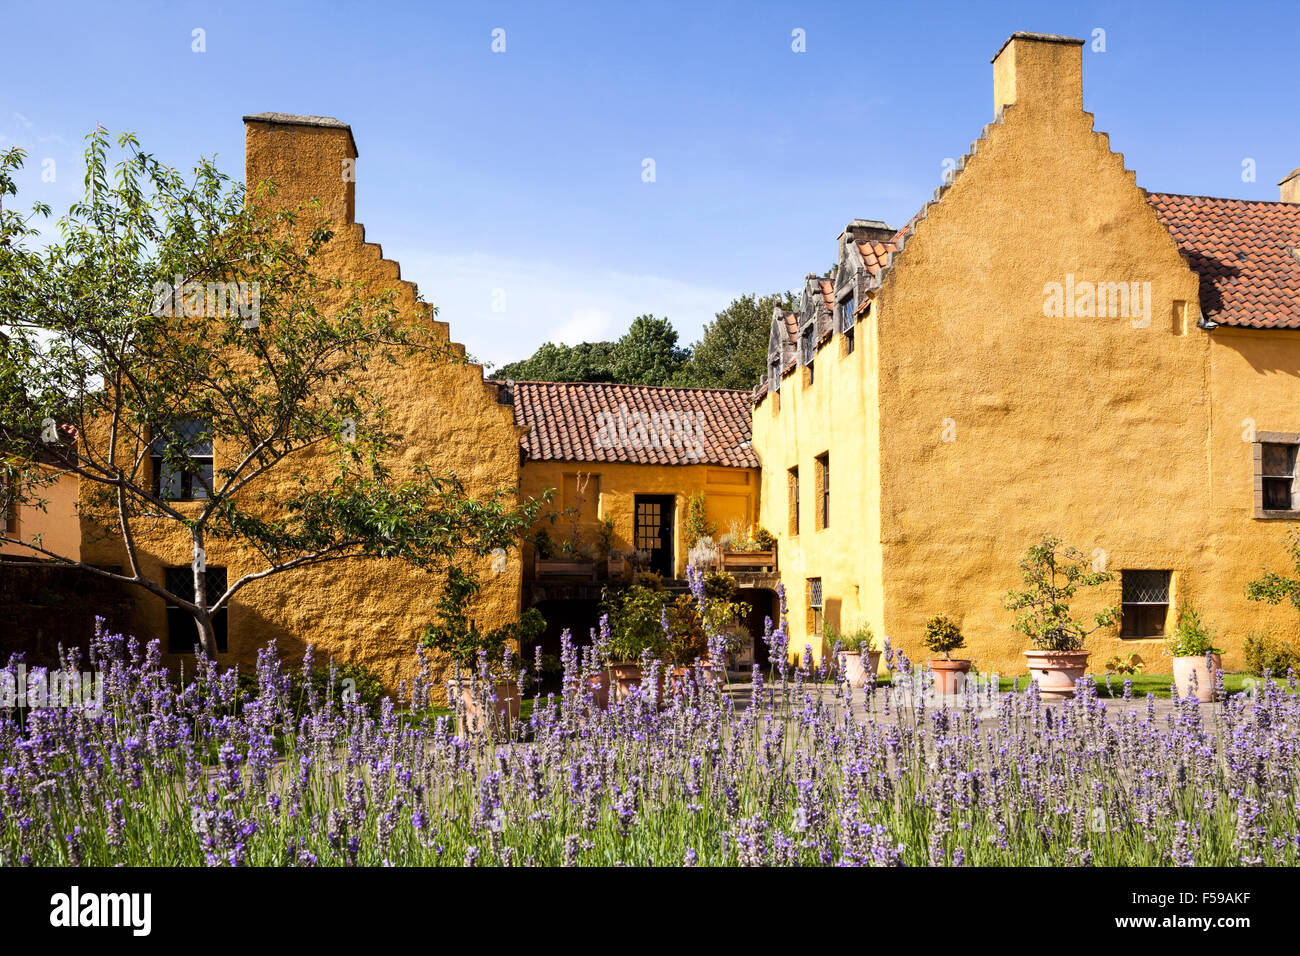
[1,599,1297,868]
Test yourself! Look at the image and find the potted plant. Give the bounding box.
[719,521,778,572]
[923,614,971,698]
[828,622,880,688]
[594,516,623,578]
[1003,534,1118,699]
[421,565,546,730]
[602,582,670,700]
[1166,604,1222,702]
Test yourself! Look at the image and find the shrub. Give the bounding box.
[753,527,777,551]
[684,492,715,545]
[1243,632,1300,677]
[1166,604,1222,658]
[825,622,875,653]
[602,583,670,663]
[923,615,966,660]
[1003,534,1117,652]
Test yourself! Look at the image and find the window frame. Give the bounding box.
[1255,432,1300,518]
[787,466,799,536]
[807,577,823,638]
[1119,569,1172,639]
[814,452,829,530]
[150,418,215,502]
[165,566,229,653]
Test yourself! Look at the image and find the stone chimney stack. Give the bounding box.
[243,113,358,224]
[991,32,1085,116]
[1280,167,1300,203]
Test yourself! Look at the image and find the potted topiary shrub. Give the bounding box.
[421,565,546,731]
[1003,534,1118,699]
[602,582,670,700]
[828,622,880,688]
[1166,604,1222,702]
[923,614,970,697]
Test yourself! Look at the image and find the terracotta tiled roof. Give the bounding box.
[1147,192,1300,329]
[856,238,900,277]
[506,381,759,468]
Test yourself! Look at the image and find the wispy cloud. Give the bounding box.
[391,247,733,370]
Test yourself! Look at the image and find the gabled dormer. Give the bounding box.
[767,306,798,393]
[833,219,896,334]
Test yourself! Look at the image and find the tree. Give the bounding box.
[494,314,688,386]
[609,314,688,386]
[1247,527,1300,611]
[0,131,545,658]
[496,340,616,383]
[1003,534,1117,651]
[682,292,794,389]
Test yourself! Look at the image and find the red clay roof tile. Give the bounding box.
[506,381,758,468]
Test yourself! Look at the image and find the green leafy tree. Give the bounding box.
[609,314,688,386]
[1247,528,1300,611]
[0,131,545,658]
[419,565,545,672]
[496,340,617,383]
[682,292,794,389]
[1003,534,1118,652]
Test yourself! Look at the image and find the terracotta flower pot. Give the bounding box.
[840,650,881,688]
[458,679,521,734]
[609,662,642,701]
[1172,654,1221,703]
[1023,649,1090,700]
[584,669,611,708]
[929,659,973,698]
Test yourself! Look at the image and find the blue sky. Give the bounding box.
[3,0,1298,370]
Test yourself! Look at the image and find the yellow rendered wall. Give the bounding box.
[2,469,81,561]
[752,326,885,655]
[78,117,524,697]
[519,460,759,578]
[753,36,1300,674]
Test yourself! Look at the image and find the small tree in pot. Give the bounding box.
[421,565,546,732]
[601,582,671,700]
[923,615,970,698]
[1166,604,1223,702]
[1003,534,1117,699]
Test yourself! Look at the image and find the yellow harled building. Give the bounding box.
[753,32,1300,673]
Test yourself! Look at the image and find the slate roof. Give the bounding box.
[1147,192,1300,329]
[506,381,759,468]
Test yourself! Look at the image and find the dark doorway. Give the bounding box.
[634,494,675,577]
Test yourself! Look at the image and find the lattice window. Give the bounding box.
[1121,570,1170,639]
[807,577,823,638]
[165,566,229,653]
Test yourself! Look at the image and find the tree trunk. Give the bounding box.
[192,611,218,660]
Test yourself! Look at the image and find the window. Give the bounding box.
[1,485,16,537]
[799,326,815,384]
[838,295,855,333]
[807,577,823,638]
[165,566,228,653]
[787,466,799,536]
[838,294,855,353]
[1121,570,1171,638]
[768,355,781,394]
[815,453,829,530]
[1260,440,1298,512]
[151,418,214,501]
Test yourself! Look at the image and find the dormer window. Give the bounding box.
[838,295,855,333]
[768,355,781,394]
[799,325,815,384]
